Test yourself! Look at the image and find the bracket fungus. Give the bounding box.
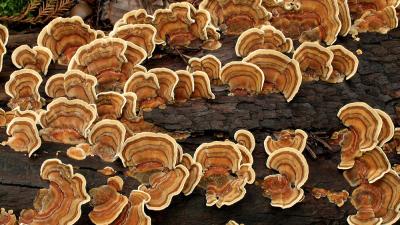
[293,42,334,82]
[5,69,43,111]
[96,92,127,120]
[199,0,272,35]
[0,24,8,72]
[263,0,341,45]
[0,208,16,225]
[1,107,39,126]
[11,45,52,75]
[181,153,203,195]
[264,129,308,154]
[234,129,256,153]
[192,71,215,99]
[312,188,349,207]
[121,92,138,121]
[174,70,195,102]
[89,119,126,162]
[2,117,41,157]
[66,143,91,161]
[114,9,154,27]
[332,102,383,169]
[348,170,400,225]
[45,74,66,98]
[19,159,90,225]
[111,190,151,225]
[383,128,400,154]
[148,68,179,104]
[325,45,359,83]
[235,25,294,57]
[220,61,265,96]
[261,147,309,209]
[187,55,221,85]
[376,109,395,147]
[243,49,302,102]
[337,0,352,36]
[68,38,147,92]
[119,132,189,210]
[64,70,97,104]
[39,97,97,144]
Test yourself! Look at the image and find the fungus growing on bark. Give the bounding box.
[121,92,138,121]
[111,190,152,225]
[234,129,256,153]
[64,70,97,104]
[325,45,359,83]
[192,71,215,99]
[37,16,97,65]
[5,69,43,111]
[148,68,179,103]
[312,187,349,207]
[19,159,90,225]
[96,92,127,120]
[181,153,202,195]
[174,70,194,103]
[39,97,97,144]
[1,117,41,157]
[1,107,39,126]
[114,9,154,28]
[45,74,66,98]
[66,144,89,161]
[337,0,352,36]
[187,55,221,85]
[264,129,308,154]
[11,45,52,75]
[220,61,264,96]
[235,25,294,57]
[0,24,8,72]
[375,109,395,147]
[383,128,400,154]
[98,166,117,176]
[0,208,16,225]
[243,49,302,101]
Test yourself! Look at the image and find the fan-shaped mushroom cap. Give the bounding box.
[11,45,52,75]
[187,55,221,85]
[174,70,194,102]
[337,0,352,36]
[68,37,147,92]
[293,42,334,82]
[114,9,154,28]
[37,16,97,65]
[0,24,8,72]
[264,129,308,154]
[344,147,390,187]
[243,49,302,101]
[236,25,294,57]
[5,69,43,111]
[350,6,399,36]
[148,68,179,103]
[383,128,400,154]
[122,92,138,120]
[375,109,395,147]
[181,153,202,195]
[96,92,126,120]
[347,0,400,17]
[263,0,341,45]
[39,97,97,144]
[2,107,39,125]
[199,0,271,35]
[202,25,222,50]
[0,208,16,225]
[335,102,383,169]
[19,159,90,225]
[325,45,359,83]
[110,24,156,58]
[89,177,128,225]
[348,170,400,225]
[234,129,256,153]
[191,71,215,99]
[0,108,6,127]
[220,61,265,96]
[89,119,126,162]
[236,144,254,168]
[64,70,97,104]
[45,74,66,98]
[111,190,151,225]
[66,145,88,161]
[2,117,40,157]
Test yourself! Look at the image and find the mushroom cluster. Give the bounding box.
[0,24,8,72]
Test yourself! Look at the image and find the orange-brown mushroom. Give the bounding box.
[45,74,66,98]
[114,9,154,28]
[293,42,334,82]
[347,0,400,18]
[312,188,350,207]
[375,109,395,147]
[111,190,151,225]
[11,45,52,75]
[187,55,221,85]
[39,97,97,144]
[337,0,352,36]
[243,49,302,101]
[98,166,117,176]
[121,92,138,121]
[236,25,294,57]
[66,143,90,161]
[5,69,43,111]
[0,108,6,127]
[325,45,359,83]
[234,129,256,153]
[37,16,97,65]
[220,61,264,96]
[181,153,202,195]
[0,208,16,225]
[64,70,97,104]
[202,25,222,50]
[148,68,179,104]
[19,159,90,225]
[174,70,194,103]
[96,92,127,120]
[0,24,8,73]
[264,129,308,155]
[192,71,215,99]
[1,117,40,157]
[1,107,39,126]
[383,128,400,154]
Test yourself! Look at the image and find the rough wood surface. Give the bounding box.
[0,28,399,225]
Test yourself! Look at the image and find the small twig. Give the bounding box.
[305,144,317,159]
[310,132,334,152]
[174,48,190,65]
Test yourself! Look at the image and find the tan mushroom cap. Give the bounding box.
[110,24,156,58]
[383,128,400,154]
[11,45,53,75]
[37,16,97,65]
[64,70,97,104]
[0,24,8,72]
[174,70,194,103]
[347,0,400,17]
[0,208,16,225]
[98,166,117,176]
[66,145,88,161]
[39,97,97,144]
[187,54,221,84]
[2,117,41,157]
[45,74,66,98]
[19,159,90,225]
[96,92,127,120]
[3,107,39,125]
[0,108,6,127]
[344,147,391,187]
[192,71,215,99]
[89,177,129,225]
[234,129,256,153]
[375,109,395,147]
[199,0,271,35]
[350,6,399,36]
[202,25,222,50]
[114,9,154,28]
[148,68,179,103]
[205,177,248,208]
[235,25,294,57]
[111,190,151,225]
[220,61,265,96]
[264,129,308,155]
[325,45,359,83]
[181,153,202,195]
[121,92,138,121]
[243,49,302,102]
[337,0,352,36]
[293,42,334,82]
[89,119,126,162]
